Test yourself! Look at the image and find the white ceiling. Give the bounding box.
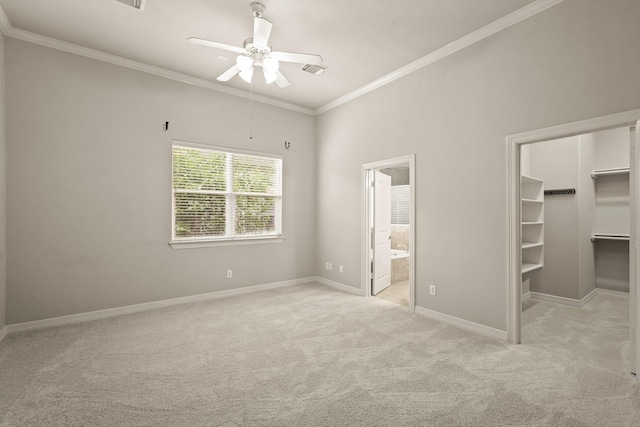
[0,0,537,112]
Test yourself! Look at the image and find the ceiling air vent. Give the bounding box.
[115,0,145,10]
[301,64,327,75]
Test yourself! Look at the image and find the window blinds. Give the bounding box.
[391,185,410,225]
[172,144,282,240]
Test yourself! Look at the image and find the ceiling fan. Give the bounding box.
[188,2,325,88]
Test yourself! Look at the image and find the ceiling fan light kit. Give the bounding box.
[188,2,325,88]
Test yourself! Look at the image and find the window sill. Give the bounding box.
[169,236,284,249]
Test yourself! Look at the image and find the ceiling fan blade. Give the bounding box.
[253,17,273,46]
[188,37,246,54]
[275,71,290,88]
[271,51,323,66]
[217,65,241,82]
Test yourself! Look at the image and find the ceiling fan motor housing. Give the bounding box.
[250,2,265,17]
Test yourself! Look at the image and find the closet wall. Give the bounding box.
[523,128,629,301]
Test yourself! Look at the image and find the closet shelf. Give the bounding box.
[521,175,543,184]
[591,167,630,179]
[522,242,544,249]
[521,174,544,276]
[522,263,543,274]
[591,233,630,242]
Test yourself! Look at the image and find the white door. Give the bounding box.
[631,123,639,375]
[373,171,392,295]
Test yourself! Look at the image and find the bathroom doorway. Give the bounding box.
[361,155,415,311]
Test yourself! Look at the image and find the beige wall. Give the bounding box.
[529,137,581,300]
[528,135,598,301]
[5,39,317,324]
[316,0,640,330]
[0,32,5,331]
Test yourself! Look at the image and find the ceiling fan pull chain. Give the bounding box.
[249,80,254,140]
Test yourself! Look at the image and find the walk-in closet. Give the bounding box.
[521,127,630,303]
[520,127,631,348]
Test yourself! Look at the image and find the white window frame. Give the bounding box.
[170,140,284,249]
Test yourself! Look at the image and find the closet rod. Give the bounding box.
[544,188,575,196]
[591,233,630,242]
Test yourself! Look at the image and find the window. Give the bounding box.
[171,142,282,246]
[391,185,410,225]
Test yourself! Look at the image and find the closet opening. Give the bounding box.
[507,109,640,377]
[361,155,416,311]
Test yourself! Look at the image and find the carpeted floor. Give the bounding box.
[0,283,638,426]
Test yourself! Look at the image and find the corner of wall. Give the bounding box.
[0,30,7,334]
[0,31,6,333]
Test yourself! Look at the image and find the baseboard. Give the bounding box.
[522,292,531,302]
[529,287,598,307]
[596,288,630,298]
[6,277,316,335]
[0,326,7,344]
[312,277,362,295]
[414,306,507,341]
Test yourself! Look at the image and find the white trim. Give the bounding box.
[361,155,416,312]
[5,277,315,335]
[529,288,598,307]
[169,237,284,249]
[1,26,313,116]
[507,108,640,376]
[315,0,564,115]
[0,2,561,116]
[594,288,630,298]
[313,277,362,295]
[0,326,7,344]
[415,306,508,341]
[0,5,10,35]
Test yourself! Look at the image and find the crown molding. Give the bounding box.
[315,0,565,115]
[0,11,314,116]
[0,0,564,117]
[0,5,11,35]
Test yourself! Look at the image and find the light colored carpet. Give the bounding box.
[376,280,409,307]
[0,283,638,426]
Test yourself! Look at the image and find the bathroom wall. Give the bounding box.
[380,166,409,186]
[383,165,411,283]
[391,224,410,283]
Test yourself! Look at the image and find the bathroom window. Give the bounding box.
[171,142,282,247]
[391,185,410,225]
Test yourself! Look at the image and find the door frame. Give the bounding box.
[361,154,416,311]
[506,108,640,376]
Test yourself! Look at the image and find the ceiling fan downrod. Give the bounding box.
[250,2,265,18]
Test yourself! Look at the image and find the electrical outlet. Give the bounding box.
[325,262,329,270]
[429,285,436,296]
[339,265,343,273]
[328,263,333,270]
[226,270,232,279]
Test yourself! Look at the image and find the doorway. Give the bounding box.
[507,109,640,377]
[362,155,416,311]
